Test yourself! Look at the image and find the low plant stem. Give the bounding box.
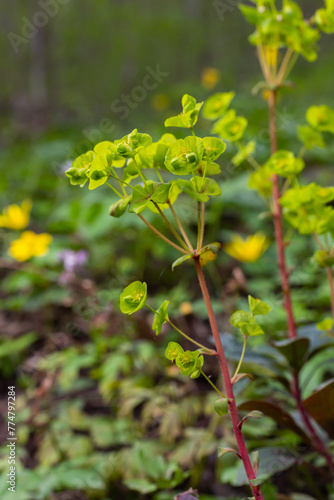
[169,204,194,252]
[326,266,334,322]
[145,304,216,354]
[167,319,215,355]
[193,257,263,500]
[276,48,293,84]
[268,89,297,340]
[268,88,334,475]
[197,202,202,251]
[153,202,189,252]
[108,172,144,196]
[200,202,205,249]
[137,214,188,254]
[200,370,226,399]
[313,232,327,252]
[247,155,261,170]
[110,166,127,196]
[133,157,148,188]
[106,183,123,198]
[232,336,247,382]
[257,43,272,84]
[155,168,163,182]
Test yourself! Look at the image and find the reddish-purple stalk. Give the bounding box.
[194,257,263,500]
[268,89,334,475]
[326,266,334,322]
[268,90,297,340]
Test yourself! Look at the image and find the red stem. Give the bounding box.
[268,90,297,340]
[326,266,334,322]
[268,90,334,473]
[194,257,263,500]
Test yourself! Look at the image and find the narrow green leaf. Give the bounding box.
[248,296,271,316]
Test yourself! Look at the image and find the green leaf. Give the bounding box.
[152,300,170,335]
[239,4,268,25]
[165,136,204,175]
[212,110,248,142]
[65,151,94,187]
[128,185,151,214]
[314,250,334,268]
[265,150,305,177]
[128,180,164,214]
[150,182,172,204]
[198,242,221,266]
[124,478,157,494]
[123,160,140,182]
[243,410,264,423]
[283,0,303,20]
[250,475,270,487]
[132,136,175,171]
[218,447,240,459]
[248,295,271,315]
[240,323,265,337]
[303,379,334,438]
[230,310,253,328]
[165,341,184,361]
[200,161,221,175]
[273,337,310,372]
[202,137,226,161]
[248,165,273,197]
[165,94,203,129]
[182,94,197,112]
[109,196,131,218]
[0,332,37,358]
[94,140,126,167]
[115,129,153,158]
[306,105,334,133]
[315,8,334,34]
[172,253,193,271]
[214,398,228,416]
[176,176,222,202]
[280,184,334,210]
[297,125,325,150]
[202,92,235,120]
[280,184,334,236]
[86,155,111,190]
[326,0,334,11]
[120,281,147,315]
[176,350,204,376]
[232,141,256,167]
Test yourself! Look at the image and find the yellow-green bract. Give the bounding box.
[164,94,203,129]
[120,281,147,315]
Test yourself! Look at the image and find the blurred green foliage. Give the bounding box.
[1,1,334,499]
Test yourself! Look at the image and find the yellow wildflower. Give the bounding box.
[9,231,52,262]
[0,200,32,230]
[179,301,193,316]
[224,232,270,263]
[201,67,220,90]
[151,93,170,111]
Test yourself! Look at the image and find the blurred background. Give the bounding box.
[1,1,334,499]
